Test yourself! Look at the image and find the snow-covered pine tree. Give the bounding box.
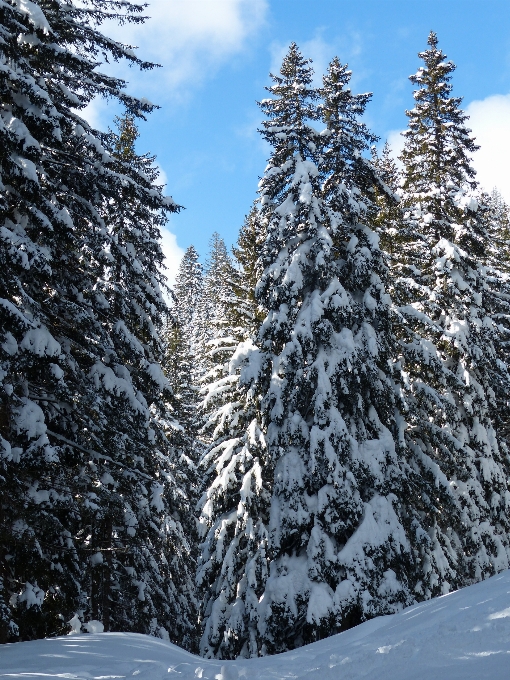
[198,45,421,659]
[0,0,149,642]
[395,32,510,592]
[171,245,204,381]
[253,50,419,654]
[197,232,238,449]
[77,111,197,645]
[196,233,235,374]
[165,244,203,474]
[196,207,269,659]
[370,142,403,256]
[479,189,510,451]
[162,245,204,584]
[369,141,465,599]
[0,0,194,644]
[228,204,267,341]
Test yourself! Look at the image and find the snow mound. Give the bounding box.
[3,570,510,679]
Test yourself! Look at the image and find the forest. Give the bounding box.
[1,0,510,662]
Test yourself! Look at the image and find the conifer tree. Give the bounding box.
[0,0,195,644]
[253,50,416,653]
[165,245,203,466]
[196,234,235,372]
[228,205,267,341]
[370,142,403,257]
[196,209,268,659]
[395,32,510,593]
[197,233,237,442]
[480,189,510,450]
[198,45,423,659]
[78,111,197,643]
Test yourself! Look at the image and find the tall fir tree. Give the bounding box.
[479,189,510,450]
[197,208,268,659]
[162,245,204,589]
[80,111,197,644]
[228,204,267,342]
[253,50,415,654]
[198,45,430,659]
[164,244,204,472]
[0,1,195,645]
[394,32,510,594]
[370,142,403,257]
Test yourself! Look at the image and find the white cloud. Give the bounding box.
[385,129,405,169]
[383,93,510,203]
[106,0,268,97]
[160,226,185,287]
[154,163,168,188]
[466,94,510,202]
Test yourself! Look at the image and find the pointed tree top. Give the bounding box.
[274,41,314,86]
[113,112,139,161]
[427,31,438,49]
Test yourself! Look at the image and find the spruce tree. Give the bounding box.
[197,209,268,659]
[78,111,197,643]
[395,32,510,593]
[172,246,203,368]
[198,45,423,658]
[196,233,235,374]
[0,1,195,644]
[480,190,510,451]
[0,0,148,642]
[165,246,204,469]
[254,50,416,653]
[370,142,403,257]
[162,245,204,581]
[229,204,267,341]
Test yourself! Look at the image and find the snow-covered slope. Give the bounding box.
[3,570,510,679]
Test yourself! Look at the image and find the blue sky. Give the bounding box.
[89,0,510,278]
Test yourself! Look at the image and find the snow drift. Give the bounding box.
[2,569,510,679]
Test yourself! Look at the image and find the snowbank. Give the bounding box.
[3,570,510,679]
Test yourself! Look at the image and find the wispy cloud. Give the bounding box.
[384,129,405,168]
[466,93,510,202]
[383,93,510,203]
[160,225,185,287]
[104,0,268,102]
[269,31,364,88]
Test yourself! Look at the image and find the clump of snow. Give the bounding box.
[14,0,51,33]
[83,620,104,634]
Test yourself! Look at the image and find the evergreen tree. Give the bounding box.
[480,189,510,450]
[79,111,197,644]
[196,233,235,374]
[198,45,422,659]
[0,1,195,644]
[197,209,268,659]
[164,245,203,471]
[395,32,510,593]
[229,204,267,341]
[197,233,237,445]
[162,245,204,584]
[254,50,415,654]
[171,245,204,381]
[370,142,403,257]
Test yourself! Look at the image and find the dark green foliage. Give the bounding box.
[0,1,195,646]
[395,32,510,594]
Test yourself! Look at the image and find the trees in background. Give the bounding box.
[195,36,510,658]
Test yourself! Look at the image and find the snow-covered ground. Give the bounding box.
[3,570,510,679]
